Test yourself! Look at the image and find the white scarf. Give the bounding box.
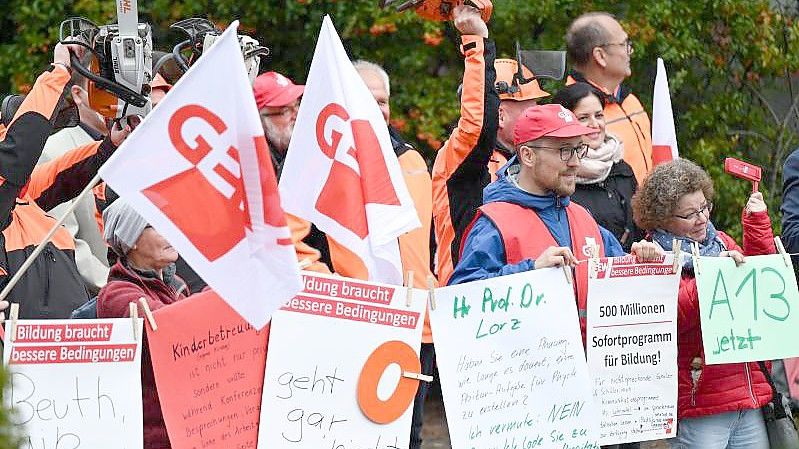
[576,133,624,185]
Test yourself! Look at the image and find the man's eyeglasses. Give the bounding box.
[526,143,590,162]
[599,38,633,55]
[673,202,713,221]
[261,101,299,119]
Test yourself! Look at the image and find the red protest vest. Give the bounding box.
[475,201,605,338]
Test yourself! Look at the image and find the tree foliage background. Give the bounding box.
[1,0,798,239]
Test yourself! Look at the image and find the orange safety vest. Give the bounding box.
[475,201,605,338]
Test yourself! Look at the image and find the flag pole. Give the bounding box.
[0,172,102,303]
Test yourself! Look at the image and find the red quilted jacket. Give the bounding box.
[677,210,776,418]
[97,261,187,449]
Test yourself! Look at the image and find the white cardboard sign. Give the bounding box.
[586,256,679,445]
[257,272,427,449]
[431,269,601,449]
[4,319,143,449]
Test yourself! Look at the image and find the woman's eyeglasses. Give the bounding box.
[673,202,713,221]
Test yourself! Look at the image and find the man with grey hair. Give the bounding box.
[566,12,652,185]
[350,59,437,449]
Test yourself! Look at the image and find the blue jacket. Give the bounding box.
[448,162,625,285]
[782,148,799,254]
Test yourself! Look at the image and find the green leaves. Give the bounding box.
[1,0,796,239]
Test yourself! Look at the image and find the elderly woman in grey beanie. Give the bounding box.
[97,199,186,449]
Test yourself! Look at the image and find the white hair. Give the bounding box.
[353,60,390,96]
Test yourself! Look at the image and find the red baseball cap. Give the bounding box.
[513,104,595,145]
[253,71,304,109]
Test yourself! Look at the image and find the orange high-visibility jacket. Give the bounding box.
[431,35,501,286]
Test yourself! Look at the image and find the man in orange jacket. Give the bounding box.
[432,5,549,286]
[565,12,653,184]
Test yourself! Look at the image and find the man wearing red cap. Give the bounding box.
[432,5,550,287]
[449,104,660,334]
[252,71,304,177]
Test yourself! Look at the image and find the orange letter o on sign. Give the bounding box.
[357,340,420,424]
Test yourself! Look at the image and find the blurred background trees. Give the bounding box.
[1,0,798,238]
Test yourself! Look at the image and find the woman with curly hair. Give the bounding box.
[632,159,776,449]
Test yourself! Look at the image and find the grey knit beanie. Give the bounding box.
[102,199,149,256]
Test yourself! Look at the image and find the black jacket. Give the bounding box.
[570,160,644,252]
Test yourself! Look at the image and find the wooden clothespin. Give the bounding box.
[298,258,312,269]
[402,371,434,383]
[672,238,682,274]
[691,241,701,275]
[138,297,158,331]
[129,302,140,341]
[562,264,573,284]
[775,236,791,267]
[405,271,414,307]
[426,274,437,311]
[8,303,19,343]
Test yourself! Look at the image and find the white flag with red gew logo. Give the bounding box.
[279,15,420,285]
[99,21,302,329]
[652,57,679,166]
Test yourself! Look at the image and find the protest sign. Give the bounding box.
[258,272,427,449]
[696,254,799,364]
[147,291,269,449]
[4,319,143,448]
[586,256,679,445]
[430,269,600,449]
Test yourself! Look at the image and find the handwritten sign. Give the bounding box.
[696,254,799,364]
[257,272,427,449]
[4,319,143,448]
[147,290,269,449]
[430,269,600,449]
[586,256,679,445]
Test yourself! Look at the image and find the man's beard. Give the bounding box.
[264,119,294,154]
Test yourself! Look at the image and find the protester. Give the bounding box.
[432,4,550,285]
[0,42,130,318]
[97,199,188,449]
[632,159,774,449]
[354,59,437,449]
[551,82,643,252]
[250,71,330,271]
[253,71,304,178]
[566,12,652,184]
[38,51,113,294]
[450,104,660,344]
[781,146,799,257]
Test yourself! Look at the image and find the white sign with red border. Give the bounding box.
[586,256,679,445]
[257,272,427,449]
[4,319,143,449]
